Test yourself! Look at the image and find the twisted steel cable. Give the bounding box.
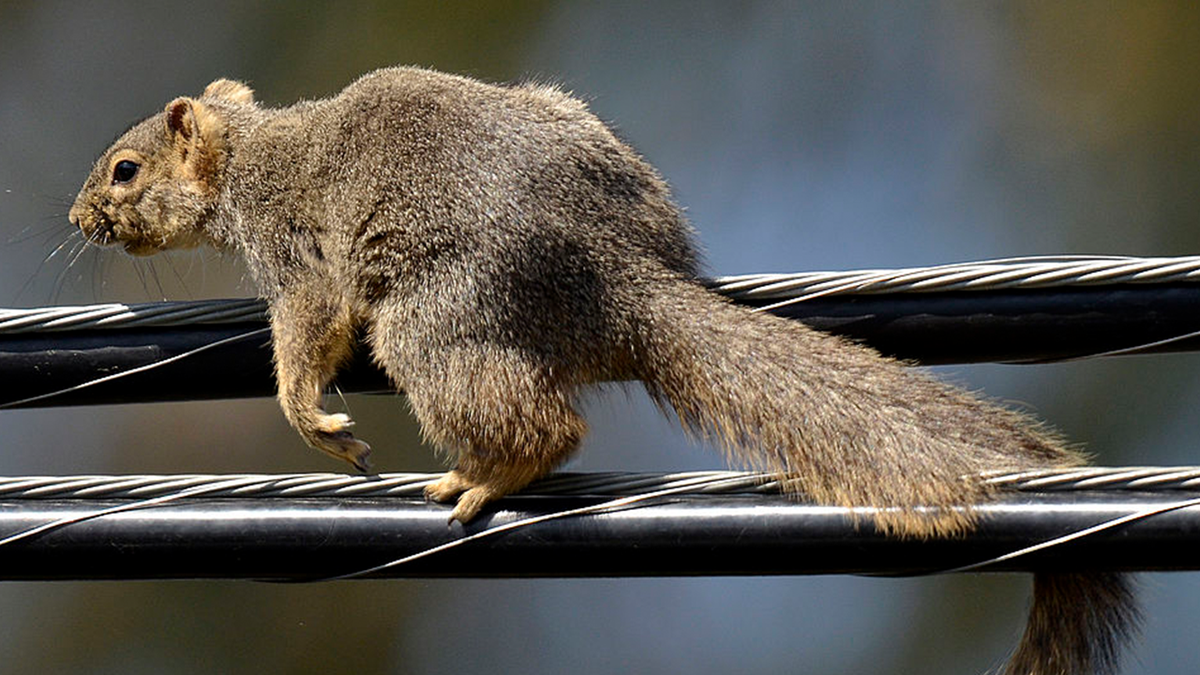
[709,254,1200,309]
[0,298,266,333]
[0,466,1198,501]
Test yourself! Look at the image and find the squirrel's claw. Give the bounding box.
[425,471,497,523]
[309,413,374,473]
[347,446,374,474]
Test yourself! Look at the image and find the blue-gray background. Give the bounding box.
[2,2,1199,673]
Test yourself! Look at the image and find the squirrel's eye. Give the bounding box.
[111,160,139,185]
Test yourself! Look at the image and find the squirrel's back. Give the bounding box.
[309,69,702,370]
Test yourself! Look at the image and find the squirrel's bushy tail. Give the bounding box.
[631,276,1072,536]
[630,276,1138,673]
[1007,572,1139,675]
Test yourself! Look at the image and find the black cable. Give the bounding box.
[0,491,1195,580]
[4,284,1200,408]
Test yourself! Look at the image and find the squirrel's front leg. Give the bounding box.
[269,283,372,472]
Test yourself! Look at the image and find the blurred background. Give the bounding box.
[2,1,1200,673]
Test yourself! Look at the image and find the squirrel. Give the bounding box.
[71,66,1136,674]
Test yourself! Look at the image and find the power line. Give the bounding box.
[0,469,1196,580]
[5,256,1200,408]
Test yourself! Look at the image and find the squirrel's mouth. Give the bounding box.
[81,220,116,247]
[71,210,159,255]
[70,206,117,247]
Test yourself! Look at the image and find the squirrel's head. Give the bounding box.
[69,79,255,256]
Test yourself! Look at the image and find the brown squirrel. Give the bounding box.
[71,66,1136,674]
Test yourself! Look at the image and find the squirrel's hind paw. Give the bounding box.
[424,472,500,524]
[424,471,470,503]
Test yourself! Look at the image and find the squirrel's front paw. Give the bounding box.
[310,413,374,473]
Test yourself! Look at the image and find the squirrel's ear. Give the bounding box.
[165,97,199,142]
[165,97,224,142]
[203,79,255,105]
[164,97,225,165]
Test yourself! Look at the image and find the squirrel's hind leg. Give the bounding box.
[386,343,588,523]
